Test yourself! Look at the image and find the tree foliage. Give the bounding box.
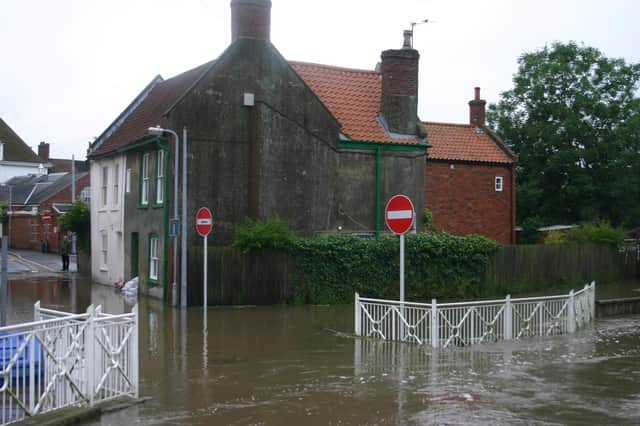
[488,42,640,227]
[58,200,90,252]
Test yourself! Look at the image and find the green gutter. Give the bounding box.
[338,139,428,237]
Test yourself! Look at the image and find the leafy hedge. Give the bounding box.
[544,223,624,247]
[288,233,499,304]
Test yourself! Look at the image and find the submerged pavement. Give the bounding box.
[1,249,77,274]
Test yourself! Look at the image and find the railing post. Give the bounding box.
[590,281,596,321]
[567,290,576,333]
[34,301,40,321]
[354,293,361,336]
[431,299,438,348]
[504,295,512,340]
[29,330,35,413]
[132,304,139,399]
[85,304,95,406]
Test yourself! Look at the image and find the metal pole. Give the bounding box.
[400,234,405,304]
[399,233,405,340]
[8,185,11,247]
[71,154,76,201]
[181,127,188,307]
[203,234,207,311]
[165,130,180,307]
[1,236,7,326]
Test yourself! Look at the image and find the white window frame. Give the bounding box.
[101,233,108,269]
[101,166,108,207]
[495,176,504,192]
[126,168,132,193]
[113,164,120,206]
[156,150,165,204]
[149,235,159,281]
[141,153,150,206]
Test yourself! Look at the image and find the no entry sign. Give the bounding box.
[195,207,213,237]
[385,195,415,235]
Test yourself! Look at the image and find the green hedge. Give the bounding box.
[288,233,499,304]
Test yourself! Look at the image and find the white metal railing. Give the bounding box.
[355,282,596,348]
[1,302,138,425]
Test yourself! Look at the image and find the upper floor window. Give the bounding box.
[141,153,150,206]
[495,176,504,192]
[81,187,91,204]
[126,168,132,193]
[156,150,165,204]
[101,166,108,207]
[113,164,120,206]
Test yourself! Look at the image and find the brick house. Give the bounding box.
[87,0,428,302]
[424,88,517,244]
[2,171,90,252]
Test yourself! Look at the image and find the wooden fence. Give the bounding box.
[483,244,637,295]
[188,244,638,306]
[188,247,294,306]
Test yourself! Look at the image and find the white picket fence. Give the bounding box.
[355,282,596,348]
[0,302,138,425]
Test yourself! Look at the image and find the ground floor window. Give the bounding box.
[148,234,159,283]
[101,233,108,269]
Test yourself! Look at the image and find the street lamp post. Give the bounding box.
[181,126,188,307]
[149,126,180,307]
[1,184,12,246]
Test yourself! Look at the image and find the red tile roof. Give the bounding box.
[91,61,213,157]
[290,61,423,144]
[424,121,515,164]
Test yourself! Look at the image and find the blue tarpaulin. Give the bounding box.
[0,331,44,387]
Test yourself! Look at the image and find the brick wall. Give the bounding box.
[425,160,515,244]
[8,174,91,252]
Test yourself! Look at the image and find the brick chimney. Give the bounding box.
[469,87,486,127]
[38,141,50,161]
[231,0,272,43]
[380,32,420,135]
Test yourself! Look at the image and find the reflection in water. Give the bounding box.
[6,276,640,425]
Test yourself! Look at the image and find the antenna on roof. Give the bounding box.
[408,19,433,48]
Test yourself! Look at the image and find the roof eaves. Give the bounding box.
[89,74,164,156]
[482,125,518,162]
[163,60,218,117]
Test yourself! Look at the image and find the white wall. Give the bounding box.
[90,155,125,286]
[0,162,47,183]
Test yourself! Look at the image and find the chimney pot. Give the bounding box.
[231,0,272,43]
[474,87,481,101]
[403,30,413,49]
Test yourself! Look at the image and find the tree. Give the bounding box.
[488,42,640,227]
[58,200,90,252]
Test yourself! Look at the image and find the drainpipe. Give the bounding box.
[375,146,382,237]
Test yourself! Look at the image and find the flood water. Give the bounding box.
[5,277,640,425]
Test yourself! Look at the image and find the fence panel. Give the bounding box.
[1,303,138,426]
[355,282,596,348]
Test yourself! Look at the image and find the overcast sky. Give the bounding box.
[2,0,639,160]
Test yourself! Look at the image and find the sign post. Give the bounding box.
[195,207,213,311]
[385,195,415,306]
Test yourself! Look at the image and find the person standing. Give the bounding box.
[60,234,70,271]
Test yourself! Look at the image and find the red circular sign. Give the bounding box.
[385,195,415,235]
[195,207,213,237]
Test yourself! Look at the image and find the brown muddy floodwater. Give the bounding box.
[6,277,640,425]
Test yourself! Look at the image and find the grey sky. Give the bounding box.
[1,0,638,160]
